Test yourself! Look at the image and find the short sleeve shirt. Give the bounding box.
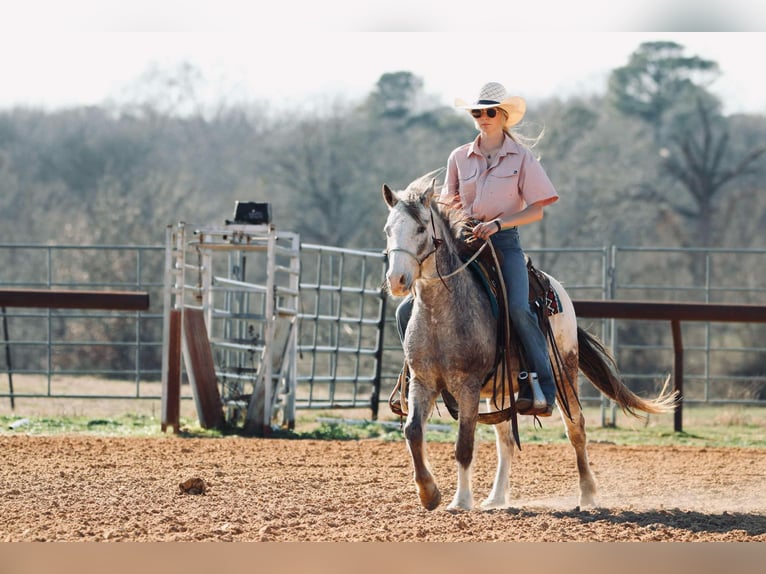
[440,133,558,220]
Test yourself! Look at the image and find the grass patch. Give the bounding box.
[1,413,169,437]
[2,404,765,448]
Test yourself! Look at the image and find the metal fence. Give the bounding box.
[0,244,165,402]
[604,246,766,406]
[295,243,388,415]
[1,242,765,415]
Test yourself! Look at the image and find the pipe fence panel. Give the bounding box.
[296,244,388,415]
[605,247,766,408]
[0,244,165,403]
[1,243,765,417]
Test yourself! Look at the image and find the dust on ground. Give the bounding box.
[1,435,764,542]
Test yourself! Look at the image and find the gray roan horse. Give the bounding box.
[382,173,677,511]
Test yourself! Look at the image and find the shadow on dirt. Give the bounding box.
[550,507,766,537]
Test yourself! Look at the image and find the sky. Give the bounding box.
[1,3,765,116]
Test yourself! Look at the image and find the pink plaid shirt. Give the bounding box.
[440,134,558,220]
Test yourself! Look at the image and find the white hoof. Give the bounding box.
[447,495,473,511]
[480,496,508,510]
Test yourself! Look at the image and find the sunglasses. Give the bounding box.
[470,108,498,119]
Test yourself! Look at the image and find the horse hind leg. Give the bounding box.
[563,409,598,508]
[559,352,598,508]
[481,417,515,509]
[404,382,441,510]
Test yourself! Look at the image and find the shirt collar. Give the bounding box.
[468,133,521,158]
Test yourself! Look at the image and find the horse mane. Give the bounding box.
[402,170,477,260]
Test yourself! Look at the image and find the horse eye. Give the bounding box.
[416,225,426,234]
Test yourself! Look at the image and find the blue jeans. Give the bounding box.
[395,227,556,402]
[490,227,556,401]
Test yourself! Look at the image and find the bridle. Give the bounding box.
[385,205,490,286]
[385,242,442,269]
[385,204,441,265]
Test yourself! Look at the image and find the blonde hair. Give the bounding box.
[498,108,545,148]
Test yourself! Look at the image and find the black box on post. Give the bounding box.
[228,202,272,225]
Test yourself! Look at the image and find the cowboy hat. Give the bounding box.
[454,82,526,129]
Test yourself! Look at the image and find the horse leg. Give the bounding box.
[481,417,515,509]
[404,381,441,510]
[560,354,598,507]
[448,384,480,511]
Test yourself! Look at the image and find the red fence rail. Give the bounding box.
[0,289,149,311]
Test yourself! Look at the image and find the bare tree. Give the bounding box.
[660,99,766,247]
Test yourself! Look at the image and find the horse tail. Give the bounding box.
[577,327,678,416]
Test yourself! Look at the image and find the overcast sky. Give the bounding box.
[2,3,764,115]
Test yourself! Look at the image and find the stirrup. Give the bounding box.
[518,401,554,417]
[388,366,409,416]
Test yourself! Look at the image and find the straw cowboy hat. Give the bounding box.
[454,82,526,129]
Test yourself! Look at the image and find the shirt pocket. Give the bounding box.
[488,163,520,180]
[459,165,479,183]
[487,163,520,196]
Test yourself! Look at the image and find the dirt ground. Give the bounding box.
[1,434,764,542]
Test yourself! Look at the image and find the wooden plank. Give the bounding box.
[574,299,766,323]
[161,309,182,433]
[0,288,150,311]
[181,309,224,430]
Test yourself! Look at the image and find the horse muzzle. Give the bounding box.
[386,270,412,297]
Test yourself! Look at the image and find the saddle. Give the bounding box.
[469,249,562,321]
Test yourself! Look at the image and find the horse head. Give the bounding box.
[381,173,441,297]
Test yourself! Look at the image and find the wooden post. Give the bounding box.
[671,320,684,433]
[573,300,766,433]
[161,309,182,432]
[2,306,14,410]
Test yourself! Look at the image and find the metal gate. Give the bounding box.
[160,224,389,433]
[161,222,301,434]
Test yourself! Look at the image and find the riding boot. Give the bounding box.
[517,394,554,416]
[515,372,534,412]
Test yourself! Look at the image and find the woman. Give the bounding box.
[396,81,559,416]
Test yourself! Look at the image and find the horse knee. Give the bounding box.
[455,432,474,468]
[404,419,423,443]
[564,412,588,448]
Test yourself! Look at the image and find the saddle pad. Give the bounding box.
[544,286,563,316]
[527,259,562,317]
[468,259,500,319]
[468,258,562,318]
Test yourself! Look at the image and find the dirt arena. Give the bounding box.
[1,434,764,542]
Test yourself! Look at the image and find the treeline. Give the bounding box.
[1,41,765,255]
[1,41,765,395]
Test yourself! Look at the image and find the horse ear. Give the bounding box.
[382,184,398,209]
[421,179,436,208]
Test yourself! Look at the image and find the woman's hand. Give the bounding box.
[472,219,501,241]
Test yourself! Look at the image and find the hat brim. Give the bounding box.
[454,95,526,129]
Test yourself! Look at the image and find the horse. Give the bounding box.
[382,172,678,511]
